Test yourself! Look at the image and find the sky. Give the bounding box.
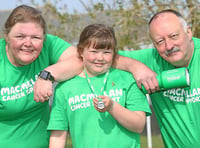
[0,0,94,14]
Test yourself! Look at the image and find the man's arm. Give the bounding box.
[34,46,83,102]
[113,54,159,94]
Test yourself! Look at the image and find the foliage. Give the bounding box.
[140,135,164,148]
[16,0,200,49]
[82,0,200,50]
[17,0,81,45]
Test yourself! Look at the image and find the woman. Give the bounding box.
[0,5,81,148]
[48,24,151,148]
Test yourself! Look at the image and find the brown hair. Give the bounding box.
[4,4,46,35]
[77,24,117,59]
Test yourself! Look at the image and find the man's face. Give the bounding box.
[149,13,193,67]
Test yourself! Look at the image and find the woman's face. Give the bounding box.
[81,46,114,77]
[6,22,44,66]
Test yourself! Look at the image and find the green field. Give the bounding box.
[66,135,164,148]
[140,135,164,148]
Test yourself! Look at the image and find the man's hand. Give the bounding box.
[132,63,159,94]
[113,54,159,94]
[34,78,53,102]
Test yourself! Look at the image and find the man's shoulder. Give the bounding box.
[109,68,135,83]
[193,37,200,50]
[192,37,200,41]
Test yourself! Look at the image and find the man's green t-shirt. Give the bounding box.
[48,68,151,148]
[0,34,71,148]
[118,37,200,148]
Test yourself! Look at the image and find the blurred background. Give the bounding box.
[1,0,200,50]
[1,0,199,147]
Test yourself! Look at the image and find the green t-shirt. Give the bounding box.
[119,37,200,148]
[0,34,71,148]
[48,68,151,148]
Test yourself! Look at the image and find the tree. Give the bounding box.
[80,0,200,50]
[16,0,200,49]
[17,0,81,45]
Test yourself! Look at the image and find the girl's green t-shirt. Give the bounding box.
[48,68,151,148]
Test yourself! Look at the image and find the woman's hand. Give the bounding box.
[34,78,53,102]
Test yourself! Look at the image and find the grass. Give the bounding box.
[66,135,164,148]
[66,136,72,148]
[140,135,164,148]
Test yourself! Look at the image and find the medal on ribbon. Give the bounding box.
[97,99,105,109]
[84,69,109,110]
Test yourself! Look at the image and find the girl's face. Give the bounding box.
[6,22,44,66]
[81,46,114,77]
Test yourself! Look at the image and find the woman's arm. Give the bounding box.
[34,46,83,102]
[45,46,83,81]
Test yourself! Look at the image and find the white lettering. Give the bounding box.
[68,89,124,111]
[2,92,25,101]
[69,97,74,105]
[163,88,200,103]
[80,94,86,101]
[71,102,91,111]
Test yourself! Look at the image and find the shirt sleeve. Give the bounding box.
[118,49,154,65]
[47,84,69,131]
[43,34,72,64]
[118,49,164,73]
[126,81,152,116]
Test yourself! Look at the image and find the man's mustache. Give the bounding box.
[165,47,180,55]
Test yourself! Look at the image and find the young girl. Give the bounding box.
[47,24,151,148]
